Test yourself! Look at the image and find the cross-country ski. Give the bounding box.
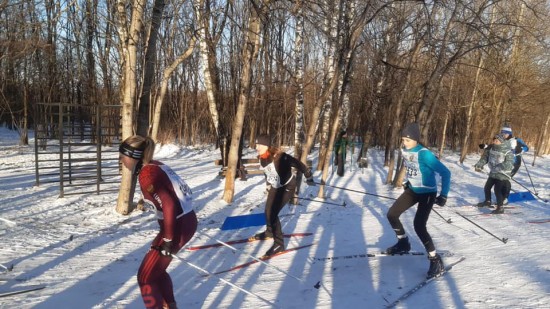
[186,232,312,251]
[203,243,316,276]
[314,250,454,262]
[527,218,550,224]
[385,257,466,308]
[0,285,46,298]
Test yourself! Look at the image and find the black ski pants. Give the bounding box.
[483,177,509,206]
[264,177,296,248]
[387,188,437,253]
[511,155,522,177]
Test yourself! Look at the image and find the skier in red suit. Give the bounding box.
[119,135,197,309]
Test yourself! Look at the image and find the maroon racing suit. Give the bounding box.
[137,160,197,309]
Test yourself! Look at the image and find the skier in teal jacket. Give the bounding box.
[385,123,451,279]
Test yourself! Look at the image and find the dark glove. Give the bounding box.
[159,239,173,256]
[306,178,315,186]
[434,195,447,206]
[402,182,410,190]
[478,144,487,150]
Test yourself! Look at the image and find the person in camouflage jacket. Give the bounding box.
[474,133,515,214]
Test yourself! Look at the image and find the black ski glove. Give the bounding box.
[478,144,487,150]
[435,195,447,207]
[159,239,173,257]
[306,178,315,186]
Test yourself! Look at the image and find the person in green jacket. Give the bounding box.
[334,130,349,176]
[474,133,515,214]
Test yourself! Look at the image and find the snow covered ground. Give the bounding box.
[1,126,549,309]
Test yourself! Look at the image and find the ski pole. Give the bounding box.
[521,156,538,196]
[318,182,457,224]
[318,182,457,225]
[0,216,78,242]
[195,231,306,283]
[454,211,508,244]
[477,169,547,203]
[171,254,279,308]
[0,217,17,227]
[0,263,14,272]
[508,175,547,203]
[432,208,452,223]
[316,181,397,201]
[296,196,346,207]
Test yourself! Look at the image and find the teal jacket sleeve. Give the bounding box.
[420,150,451,197]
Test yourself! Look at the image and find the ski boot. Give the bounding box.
[476,200,491,207]
[427,254,445,279]
[249,231,272,241]
[491,206,504,214]
[384,237,411,255]
[262,243,285,258]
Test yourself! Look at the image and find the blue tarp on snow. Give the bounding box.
[221,213,265,230]
[508,191,536,203]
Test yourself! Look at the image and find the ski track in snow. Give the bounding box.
[0,127,549,308]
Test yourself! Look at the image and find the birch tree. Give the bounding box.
[115,0,145,214]
[223,0,270,203]
[136,0,167,137]
[150,38,197,141]
[315,0,338,171]
[193,0,228,148]
[292,0,305,159]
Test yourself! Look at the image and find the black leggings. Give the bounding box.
[265,178,296,247]
[387,189,436,252]
[484,177,509,206]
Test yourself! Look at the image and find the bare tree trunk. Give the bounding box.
[293,2,305,159]
[151,39,197,141]
[319,106,341,198]
[387,39,423,185]
[393,158,406,187]
[416,5,458,139]
[459,50,485,163]
[300,0,377,166]
[459,4,496,162]
[292,2,305,204]
[439,76,454,159]
[19,87,29,145]
[316,0,338,171]
[136,0,166,137]
[222,1,266,203]
[194,0,220,137]
[115,0,145,215]
[533,113,550,164]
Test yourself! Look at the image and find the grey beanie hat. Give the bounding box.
[401,123,421,141]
